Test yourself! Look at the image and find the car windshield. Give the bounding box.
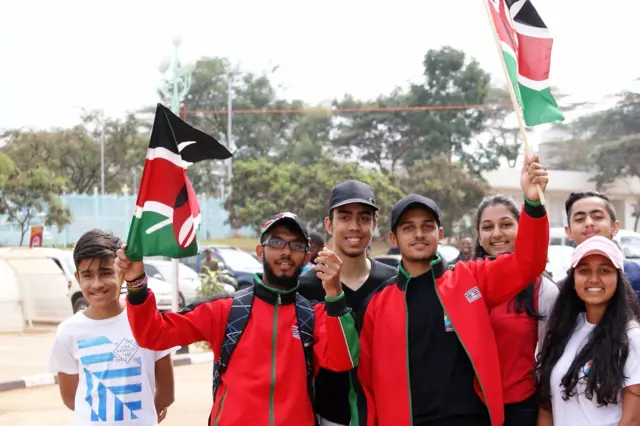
[218,248,262,272]
[621,236,640,249]
[153,263,199,280]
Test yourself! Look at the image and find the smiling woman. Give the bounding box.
[536,236,640,426]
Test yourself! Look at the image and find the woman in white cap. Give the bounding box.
[536,236,640,425]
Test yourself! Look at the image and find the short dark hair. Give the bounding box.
[73,229,122,268]
[565,191,617,222]
[308,231,325,246]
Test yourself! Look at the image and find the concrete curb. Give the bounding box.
[0,351,212,393]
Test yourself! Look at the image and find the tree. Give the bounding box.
[1,112,148,194]
[0,153,16,188]
[397,154,487,234]
[332,47,496,176]
[152,57,334,194]
[0,166,71,246]
[224,156,403,233]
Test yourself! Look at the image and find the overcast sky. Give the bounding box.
[0,0,637,134]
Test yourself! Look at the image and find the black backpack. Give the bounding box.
[211,286,317,412]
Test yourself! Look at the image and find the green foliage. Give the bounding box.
[547,91,640,191]
[333,47,499,176]
[0,165,71,245]
[397,154,487,234]
[224,156,403,233]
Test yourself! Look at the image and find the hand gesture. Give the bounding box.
[115,244,145,282]
[314,248,342,299]
[158,407,168,423]
[520,152,549,202]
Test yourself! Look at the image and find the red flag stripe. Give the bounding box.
[517,33,553,82]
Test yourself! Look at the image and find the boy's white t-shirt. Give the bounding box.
[550,314,640,426]
[48,309,175,426]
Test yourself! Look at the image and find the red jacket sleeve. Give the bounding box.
[357,296,378,426]
[466,200,549,309]
[126,287,230,354]
[312,292,359,373]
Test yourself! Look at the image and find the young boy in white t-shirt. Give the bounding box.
[48,229,176,425]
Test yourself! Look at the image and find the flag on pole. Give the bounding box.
[486,0,564,126]
[125,104,232,261]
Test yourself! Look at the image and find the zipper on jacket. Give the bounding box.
[212,386,228,426]
[431,270,493,426]
[403,277,415,426]
[269,292,280,426]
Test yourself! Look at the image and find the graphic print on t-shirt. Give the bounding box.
[78,336,144,422]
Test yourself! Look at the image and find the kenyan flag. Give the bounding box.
[125,104,232,261]
[487,0,564,126]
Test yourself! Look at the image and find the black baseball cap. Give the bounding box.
[260,212,310,244]
[329,180,378,213]
[390,194,441,231]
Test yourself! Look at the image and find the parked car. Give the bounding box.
[374,244,461,269]
[47,248,175,313]
[545,245,574,282]
[117,277,173,312]
[0,248,73,328]
[144,259,235,307]
[180,245,262,290]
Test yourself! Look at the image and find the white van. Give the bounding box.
[25,247,174,313]
[0,248,73,330]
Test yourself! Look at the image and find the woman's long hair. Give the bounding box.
[536,270,640,409]
[474,195,541,319]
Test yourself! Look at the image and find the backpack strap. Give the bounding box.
[294,293,318,425]
[212,286,255,401]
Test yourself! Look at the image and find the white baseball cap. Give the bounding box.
[570,236,625,272]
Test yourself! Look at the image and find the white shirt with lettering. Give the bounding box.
[48,309,175,426]
[550,314,640,425]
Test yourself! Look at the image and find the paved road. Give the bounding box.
[0,363,214,425]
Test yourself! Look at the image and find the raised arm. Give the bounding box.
[467,200,549,308]
[126,284,230,352]
[311,249,359,372]
[467,152,550,308]
[116,245,229,352]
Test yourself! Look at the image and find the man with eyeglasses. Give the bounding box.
[119,212,360,426]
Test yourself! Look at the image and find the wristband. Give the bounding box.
[126,273,148,289]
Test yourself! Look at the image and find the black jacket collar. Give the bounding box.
[396,254,446,290]
[253,274,298,305]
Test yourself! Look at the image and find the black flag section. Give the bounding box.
[149,103,233,162]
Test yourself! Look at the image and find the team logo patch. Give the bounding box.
[464,287,482,303]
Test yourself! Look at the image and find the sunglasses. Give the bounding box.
[263,237,308,253]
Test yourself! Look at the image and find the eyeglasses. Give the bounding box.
[263,237,308,253]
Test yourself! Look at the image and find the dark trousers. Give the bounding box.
[504,394,538,426]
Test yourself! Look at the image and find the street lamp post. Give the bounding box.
[158,37,195,314]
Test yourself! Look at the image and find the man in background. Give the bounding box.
[302,231,326,273]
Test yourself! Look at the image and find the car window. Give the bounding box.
[144,264,161,279]
[217,248,262,272]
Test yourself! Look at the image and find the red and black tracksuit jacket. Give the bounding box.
[127,274,359,426]
[355,201,549,426]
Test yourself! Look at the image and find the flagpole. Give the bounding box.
[482,0,546,205]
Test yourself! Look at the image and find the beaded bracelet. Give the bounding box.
[126,273,148,290]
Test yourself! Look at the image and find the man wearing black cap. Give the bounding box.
[354,153,551,426]
[299,180,397,426]
[120,212,360,426]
